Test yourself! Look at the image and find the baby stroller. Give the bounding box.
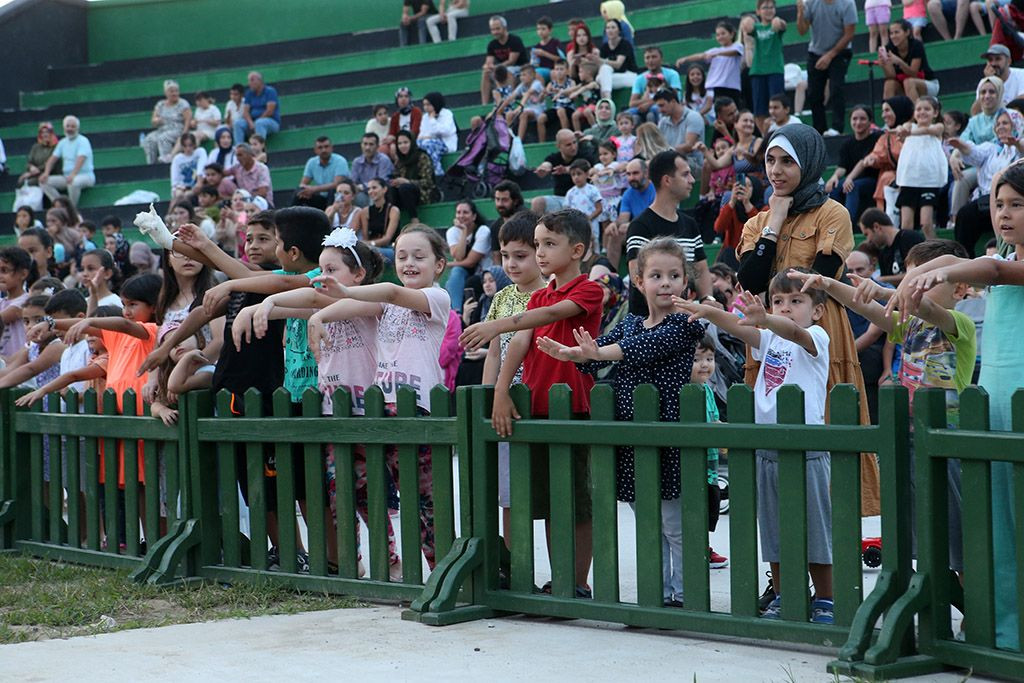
[437,114,516,202]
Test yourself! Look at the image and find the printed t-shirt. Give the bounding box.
[890,309,976,427]
[521,274,603,415]
[281,267,322,402]
[318,316,379,416]
[487,34,529,66]
[485,283,538,385]
[375,286,451,412]
[750,325,830,425]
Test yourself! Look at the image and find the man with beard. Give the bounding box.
[607,158,655,270]
[488,180,525,283]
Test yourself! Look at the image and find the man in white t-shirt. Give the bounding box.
[39,116,96,206]
[981,44,1024,107]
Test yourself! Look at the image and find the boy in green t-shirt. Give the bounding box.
[741,0,787,134]
[788,239,975,576]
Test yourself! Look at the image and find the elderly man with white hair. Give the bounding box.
[39,116,96,205]
[233,71,281,144]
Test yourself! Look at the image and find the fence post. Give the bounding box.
[0,388,23,548]
[190,390,220,568]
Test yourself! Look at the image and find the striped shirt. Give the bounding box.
[625,207,706,316]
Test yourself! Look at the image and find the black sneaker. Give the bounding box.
[267,546,280,571]
[758,572,777,614]
[296,551,310,574]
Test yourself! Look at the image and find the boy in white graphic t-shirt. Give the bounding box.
[675,267,834,625]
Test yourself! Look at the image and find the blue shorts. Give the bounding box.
[750,73,786,116]
[906,16,928,29]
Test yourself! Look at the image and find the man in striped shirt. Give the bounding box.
[625,149,713,316]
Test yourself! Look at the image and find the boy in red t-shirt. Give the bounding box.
[461,208,603,596]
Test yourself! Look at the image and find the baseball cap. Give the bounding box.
[982,44,1011,59]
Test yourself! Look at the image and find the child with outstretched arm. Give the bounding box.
[460,208,603,597]
[675,268,835,624]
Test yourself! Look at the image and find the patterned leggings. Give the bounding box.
[324,402,435,568]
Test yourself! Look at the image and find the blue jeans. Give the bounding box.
[398,17,427,46]
[829,176,875,225]
[234,117,280,145]
[445,265,472,311]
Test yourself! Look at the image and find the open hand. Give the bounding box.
[734,290,768,326]
[231,305,257,351]
[310,274,347,299]
[307,315,326,363]
[459,321,496,351]
[137,343,171,376]
[203,282,233,317]
[15,389,45,408]
[536,336,584,362]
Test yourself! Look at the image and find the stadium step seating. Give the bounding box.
[0,0,994,238]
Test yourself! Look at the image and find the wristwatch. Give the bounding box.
[701,295,717,304]
[761,226,778,239]
[43,315,56,332]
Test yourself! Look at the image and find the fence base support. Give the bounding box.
[15,540,143,570]
[130,518,200,586]
[864,572,929,665]
[406,536,496,625]
[828,654,948,681]
[837,570,900,663]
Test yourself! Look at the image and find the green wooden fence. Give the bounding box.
[0,382,1020,680]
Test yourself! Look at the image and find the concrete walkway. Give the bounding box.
[0,605,986,682]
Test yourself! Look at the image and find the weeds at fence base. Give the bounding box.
[0,554,363,644]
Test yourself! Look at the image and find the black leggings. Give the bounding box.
[954,196,992,256]
[388,184,421,219]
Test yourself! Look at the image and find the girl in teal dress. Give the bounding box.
[896,162,1024,650]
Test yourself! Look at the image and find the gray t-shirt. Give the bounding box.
[804,0,857,56]
[658,107,706,169]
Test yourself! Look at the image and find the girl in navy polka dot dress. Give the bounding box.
[536,238,705,607]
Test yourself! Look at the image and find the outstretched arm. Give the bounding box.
[0,341,67,389]
[15,363,107,407]
[673,297,762,348]
[326,281,436,315]
[460,300,585,350]
[786,270,894,333]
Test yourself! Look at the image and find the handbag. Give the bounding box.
[12,184,43,212]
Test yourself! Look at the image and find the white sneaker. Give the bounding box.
[357,559,366,578]
[823,128,841,138]
[133,204,175,250]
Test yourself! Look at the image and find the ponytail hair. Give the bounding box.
[83,248,124,292]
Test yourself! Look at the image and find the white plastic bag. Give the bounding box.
[114,190,161,206]
[11,184,43,212]
[509,134,527,175]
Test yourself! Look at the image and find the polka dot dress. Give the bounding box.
[578,313,704,502]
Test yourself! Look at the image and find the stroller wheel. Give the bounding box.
[472,180,490,199]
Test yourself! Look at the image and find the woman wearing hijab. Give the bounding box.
[386,87,423,161]
[417,91,458,176]
[857,95,914,211]
[948,108,1024,253]
[738,123,881,516]
[581,98,620,143]
[950,76,1004,223]
[210,126,238,168]
[389,130,435,221]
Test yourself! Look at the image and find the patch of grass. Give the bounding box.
[0,554,363,644]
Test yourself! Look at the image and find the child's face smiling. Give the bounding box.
[769,289,823,328]
[394,232,444,288]
[598,147,616,165]
[914,99,937,126]
[691,348,716,385]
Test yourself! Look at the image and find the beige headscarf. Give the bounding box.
[600,1,634,33]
